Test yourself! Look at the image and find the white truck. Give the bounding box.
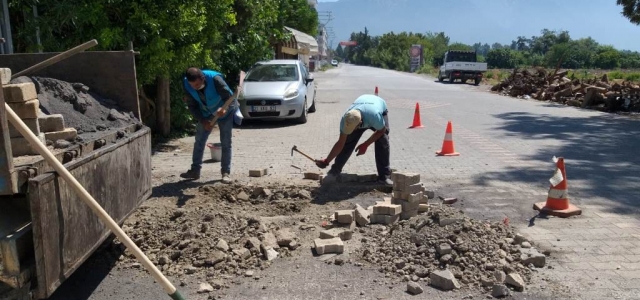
[438,50,487,85]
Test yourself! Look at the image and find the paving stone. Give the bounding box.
[3,83,37,103]
[439,217,463,226]
[0,68,10,84]
[38,114,65,133]
[249,169,266,177]
[418,204,430,213]
[430,269,460,290]
[400,209,418,220]
[44,128,77,141]
[407,192,423,203]
[8,99,40,118]
[442,197,458,205]
[304,172,322,180]
[236,191,250,201]
[319,228,352,241]
[372,203,401,216]
[10,133,45,156]
[406,281,423,295]
[354,204,370,226]
[370,214,399,225]
[395,182,423,194]
[334,210,354,224]
[8,117,40,138]
[314,237,344,255]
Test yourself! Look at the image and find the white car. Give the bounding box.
[239,60,316,124]
[331,60,338,67]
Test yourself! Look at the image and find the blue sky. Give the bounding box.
[317,0,640,51]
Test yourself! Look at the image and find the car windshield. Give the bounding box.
[245,64,299,82]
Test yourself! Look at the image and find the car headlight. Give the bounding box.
[284,88,299,100]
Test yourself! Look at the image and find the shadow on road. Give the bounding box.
[152,179,220,207]
[474,110,640,215]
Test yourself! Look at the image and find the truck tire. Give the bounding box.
[449,73,455,83]
[462,79,468,84]
[474,78,481,85]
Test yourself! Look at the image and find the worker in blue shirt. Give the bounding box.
[315,94,392,185]
[180,67,239,184]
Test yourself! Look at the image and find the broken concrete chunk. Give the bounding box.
[215,239,229,251]
[232,248,251,260]
[505,273,525,290]
[442,197,458,205]
[494,270,506,283]
[261,232,280,249]
[437,243,452,255]
[334,210,355,224]
[205,250,226,266]
[418,204,430,213]
[438,217,462,226]
[520,249,546,268]
[514,233,527,245]
[0,68,11,84]
[197,282,214,294]
[275,228,296,246]
[314,237,344,255]
[354,204,370,226]
[236,191,250,201]
[245,237,261,250]
[406,281,424,295]
[430,269,460,290]
[492,284,510,298]
[319,228,352,241]
[263,247,279,261]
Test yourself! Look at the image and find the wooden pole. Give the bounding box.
[4,104,186,300]
[11,39,98,79]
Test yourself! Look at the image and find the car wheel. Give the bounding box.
[296,99,308,124]
[308,94,316,113]
[438,73,443,82]
[474,77,481,85]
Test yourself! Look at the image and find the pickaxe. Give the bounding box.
[291,145,315,162]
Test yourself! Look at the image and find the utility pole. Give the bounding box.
[316,11,333,66]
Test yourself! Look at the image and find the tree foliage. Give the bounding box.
[8,0,318,134]
[343,27,640,71]
[618,0,640,25]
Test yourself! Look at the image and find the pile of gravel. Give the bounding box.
[10,76,139,134]
[356,205,546,296]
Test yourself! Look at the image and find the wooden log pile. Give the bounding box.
[491,68,640,113]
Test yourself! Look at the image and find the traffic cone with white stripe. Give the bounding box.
[436,121,459,156]
[533,156,582,217]
[374,86,379,96]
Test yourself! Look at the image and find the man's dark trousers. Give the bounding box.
[329,112,390,179]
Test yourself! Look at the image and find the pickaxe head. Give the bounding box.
[291,145,297,156]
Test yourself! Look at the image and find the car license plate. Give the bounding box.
[251,106,277,112]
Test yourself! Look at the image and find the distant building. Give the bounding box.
[316,25,329,60]
[308,0,317,9]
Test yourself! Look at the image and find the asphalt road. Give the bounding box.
[22,63,640,300]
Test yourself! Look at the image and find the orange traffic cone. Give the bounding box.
[408,103,424,128]
[374,86,379,96]
[533,157,582,217]
[436,121,459,156]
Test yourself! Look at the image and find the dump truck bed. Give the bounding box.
[0,50,151,299]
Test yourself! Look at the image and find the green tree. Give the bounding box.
[486,48,518,68]
[335,45,345,59]
[448,42,473,51]
[618,0,640,24]
[594,45,622,69]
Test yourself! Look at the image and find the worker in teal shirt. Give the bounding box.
[315,94,392,185]
[180,67,239,184]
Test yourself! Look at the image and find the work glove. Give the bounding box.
[355,143,369,156]
[315,159,329,169]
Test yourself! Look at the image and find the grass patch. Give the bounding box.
[318,64,334,72]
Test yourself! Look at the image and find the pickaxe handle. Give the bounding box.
[294,148,315,162]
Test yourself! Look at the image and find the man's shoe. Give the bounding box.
[221,173,232,184]
[377,177,393,186]
[180,169,200,179]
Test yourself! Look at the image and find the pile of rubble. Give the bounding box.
[355,205,548,297]
[491,68,640,113]
[113,183,314,292]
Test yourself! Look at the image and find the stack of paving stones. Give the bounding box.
[2,68,77,156]
[391,173,423,220]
